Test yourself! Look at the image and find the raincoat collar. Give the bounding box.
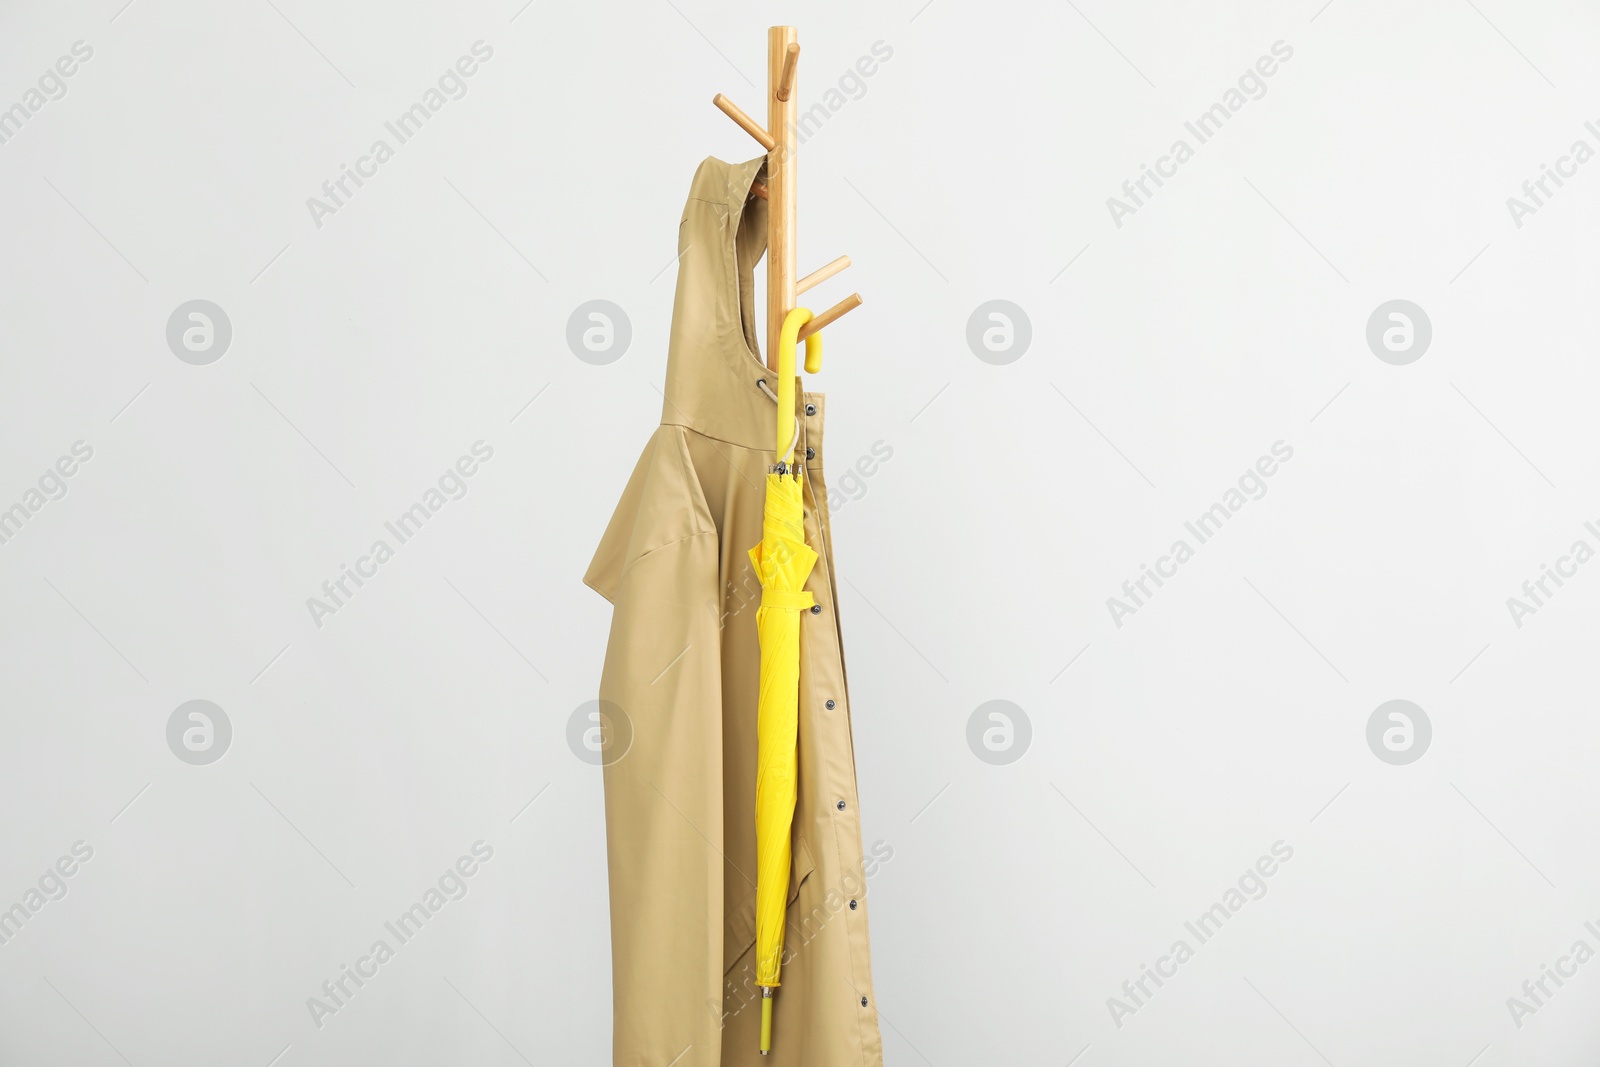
[660,155,786,454]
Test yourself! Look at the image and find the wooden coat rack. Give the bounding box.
[714,26,862,371]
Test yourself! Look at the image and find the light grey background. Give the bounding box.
[2,0,1597,1064]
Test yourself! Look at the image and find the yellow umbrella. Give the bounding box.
[748,307,822,1054]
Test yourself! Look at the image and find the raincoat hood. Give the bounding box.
[661,155,776,453]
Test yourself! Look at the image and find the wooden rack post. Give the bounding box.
[715,26,862,375]
[766,27,798,373]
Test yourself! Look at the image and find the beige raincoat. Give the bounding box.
[585,155,883,1066]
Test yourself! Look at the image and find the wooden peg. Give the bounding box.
[797,293,861,343]
[775,43,800,102]
[713,94,776,151]
[751,181,769,200]
[797,255,849,294]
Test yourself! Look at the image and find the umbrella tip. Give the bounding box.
[760,988,774,1053]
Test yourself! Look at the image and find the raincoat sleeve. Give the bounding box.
[585,429,728,1064]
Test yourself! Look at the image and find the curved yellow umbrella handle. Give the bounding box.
[774,308,823,465]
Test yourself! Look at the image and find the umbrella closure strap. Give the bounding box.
[759,588,814,611]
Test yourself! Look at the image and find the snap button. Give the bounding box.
[805,446,815,460]
[810,604,821,615]
[849,899,858,910]
[860,996,869,1007]
[836,800,846,810]
[825,699,836,709]
[805,403,816,416]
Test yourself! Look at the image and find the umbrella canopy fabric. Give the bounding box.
[748,470,816,989]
